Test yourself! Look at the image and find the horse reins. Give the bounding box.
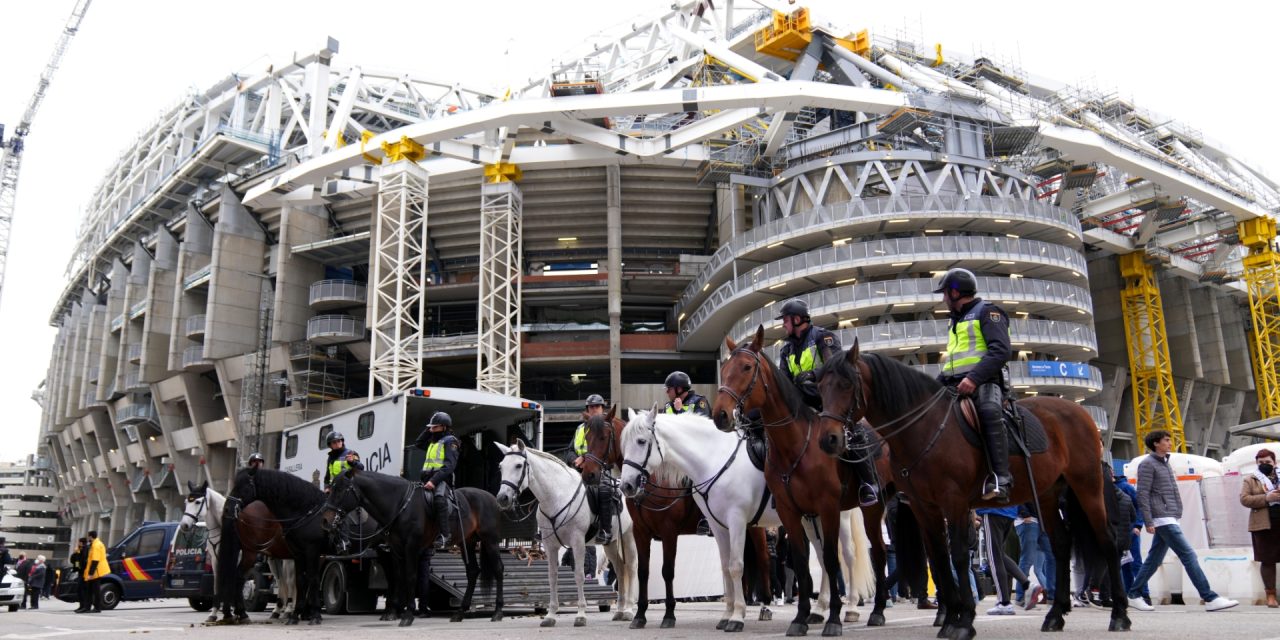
[322,478,418,543]
[504,449,589,551]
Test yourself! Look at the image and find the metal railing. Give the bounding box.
[682,235,1088,342]
[1082,405,1110,431]
[123,368,147,392]
[117,403,158,425]
[182,345,211,369]
[183,265,212,290]
[730,276,1094,342]
[306,315,366,341]
[679,194,1081,312]
[126,343,143,363]
[87,367,99,384]
[129,300,148,319]
[185,314,207,338]
[309,280,367,307]
[110,314,125,333]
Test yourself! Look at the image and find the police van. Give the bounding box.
[278,386,542,614]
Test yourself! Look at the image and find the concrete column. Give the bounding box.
[207,185,267,359]
[273,205,327,344]
[607,164,622,408]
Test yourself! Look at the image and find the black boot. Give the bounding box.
[977,384,1012,503]
[434,494,453,549]
[595,487,614,545]
[847,424,880,507]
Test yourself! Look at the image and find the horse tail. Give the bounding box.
[847,508,877,600]
[1063,462,1118,579]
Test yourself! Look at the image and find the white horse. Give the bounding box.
[617,409,876,631]
[494,440,638,627]
[180,481,297,622]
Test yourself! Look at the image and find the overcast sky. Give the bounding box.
[1,1,1276,462]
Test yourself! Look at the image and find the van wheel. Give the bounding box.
[243,567,270,612]
[188,597,214,612]
[321,563,347,615]
[7,605,16,613]
[97,583,122,610]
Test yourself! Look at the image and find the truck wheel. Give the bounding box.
[188,597,214,612]
[243,567,270,612]
[321,562,348,615]
[97,583,122,610]
[7,605,16,612]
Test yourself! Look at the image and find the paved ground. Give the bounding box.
[0,596,1275,639]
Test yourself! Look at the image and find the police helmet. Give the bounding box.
[584,394,606,408]
[933,268,978,296]
[248,452,265,465]
[774,298,810,321]
[326,431,345,445]
[428,411,453,429]
[664,371,692,392]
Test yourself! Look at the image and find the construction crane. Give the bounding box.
[0,0,92,310]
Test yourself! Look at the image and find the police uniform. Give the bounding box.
[940,294,1013,500]
[414,415,460,548]
[324,447,364,489]
[663,391,711,417]
[573,400,617,545]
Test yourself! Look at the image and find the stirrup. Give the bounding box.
[981,478,1010,503]
[858,484,879,508]
[595,529,614,545]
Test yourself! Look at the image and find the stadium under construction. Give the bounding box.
[34,2,1280,538]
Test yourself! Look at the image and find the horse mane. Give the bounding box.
[234,468,325,515]
[524,446,575,472]
[859,351,942,418]
[763,349,817,420]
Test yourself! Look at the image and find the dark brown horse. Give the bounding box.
[578,407,774,629]
[712,332,876,637]
[816,338,1129,639]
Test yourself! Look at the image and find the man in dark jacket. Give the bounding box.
[1126,430,1237,612]
[26,556,46,610]
[413,411,460,549]
[0,538,12,572]
[14,554,31,608]
[662,371,711,417]
[1113,471,1148,604]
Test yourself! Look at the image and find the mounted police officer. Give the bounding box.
[663,371,710,417]
[324,431,363,491]
[571,394,616,545]
[414,411,460,549]
[934,268,1013,503]
[777,297,878,507]
[247,452,265,471]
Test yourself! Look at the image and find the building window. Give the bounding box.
[357,413,374,440]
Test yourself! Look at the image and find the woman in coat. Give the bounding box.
[1240,448,1280,608]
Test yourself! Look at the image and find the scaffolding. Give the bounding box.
[1118,252,1186,452]
[368,145,428,398]
[1239,218,1280,418]
[236,279,273,465]
[477,178,523,396]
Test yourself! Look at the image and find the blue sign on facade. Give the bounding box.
[1027,360,1090,379]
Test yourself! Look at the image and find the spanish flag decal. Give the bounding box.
[121,557,152,581]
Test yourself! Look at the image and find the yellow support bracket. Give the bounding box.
[382,136,426,164]
[360,130,381,165]
[753,8,812,61]
[1118,252,1186,452]
[484,162,522,184]
[1239,218,1280,418]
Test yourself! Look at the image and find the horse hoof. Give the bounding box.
[725,620,744,633]
[269,611,280,620]
[285,617,298,626]
[660,617,675,629]
[933,611,947,627]
[1041,614,1065,632]
[490,612,504,623]
[716,619,729,630]
[451,613,464,623]
[308,617,321,626]
[379,612,394,622]
[785,622,809,636]
[759,607,773,621]
[806,613,824,625]
[867,612,885,627]
[822,621,842,637]
[844,610,859,623]
[949,627,975,640]
[540,617,556,628]
[938,624,953,638]
[399,617,414,627]
[612,611,626,622]
[575,616,587,627]
[1108,615,1131,632]
[630,617,647,629]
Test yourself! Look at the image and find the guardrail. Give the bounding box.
[126,343,143,363]
[309,279,367,307]
[306,315,366,342]
[183,265,212,290]
[182,345,211,369]
[185,314,207,338]
[117,403,158,425]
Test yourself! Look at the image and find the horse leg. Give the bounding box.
[283,560,297,619]
[662,534,681,628]
[801,517,831,626]
[1073,477,1132,632]
[748,528,774,622]
[946,514,977,640]
[629,530,651,628]
[307,553,324,626]
[1039,489,1070,632]
[401,544,420,627]
[819,511,845,637]
[486,538,505,622]
[779,507,813,636]
[917,515,957,636]
[454,540,480,623]
[839,509,862,624]
[723,520,749,632]
[621,526,639,621]
[864,504,888,626]
[570,538,587,627]
[710,522,736,629]
[540,538,561,627]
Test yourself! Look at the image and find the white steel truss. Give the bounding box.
[476,181,523,396]
[368,159,428,398]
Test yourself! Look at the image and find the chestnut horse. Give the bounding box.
[713,331,873,637]
[817,339,1128,640]
[578,407,774,629]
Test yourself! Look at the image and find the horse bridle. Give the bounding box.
[182,493,207,527]
[503,449,587,549]
[621,416,665,493]
[322,476,418,542]
[718,347,796,430]
[500,449,532,500]
[581,416,617,479]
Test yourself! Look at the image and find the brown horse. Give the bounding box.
[816,338,1129,640]
[578,407,774,630]
[712,332,876,637]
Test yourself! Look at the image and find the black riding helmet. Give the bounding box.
[326,431,345,446]
[933,268,978,296]
[584,394,606,408]
[774,298,810,321]
[665,371,692,392]
[428,411,452,429]
[248,452,265,465]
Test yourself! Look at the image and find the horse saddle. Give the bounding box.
[743,425,768,472]
[957,398,1049,455]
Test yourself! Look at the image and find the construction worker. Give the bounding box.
[414,412,460,549]
[324,431,363,491]
[934,268,1013,503]
[777,297,878,507]
[663,371,710,417]
[571,394,616,545]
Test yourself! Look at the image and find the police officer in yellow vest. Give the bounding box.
[413,412,460,549]
[777,298,878,507]
[324,431,363,491]
[571,395,616,544]
[934,268,1014,503]
[663,372,711,417]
